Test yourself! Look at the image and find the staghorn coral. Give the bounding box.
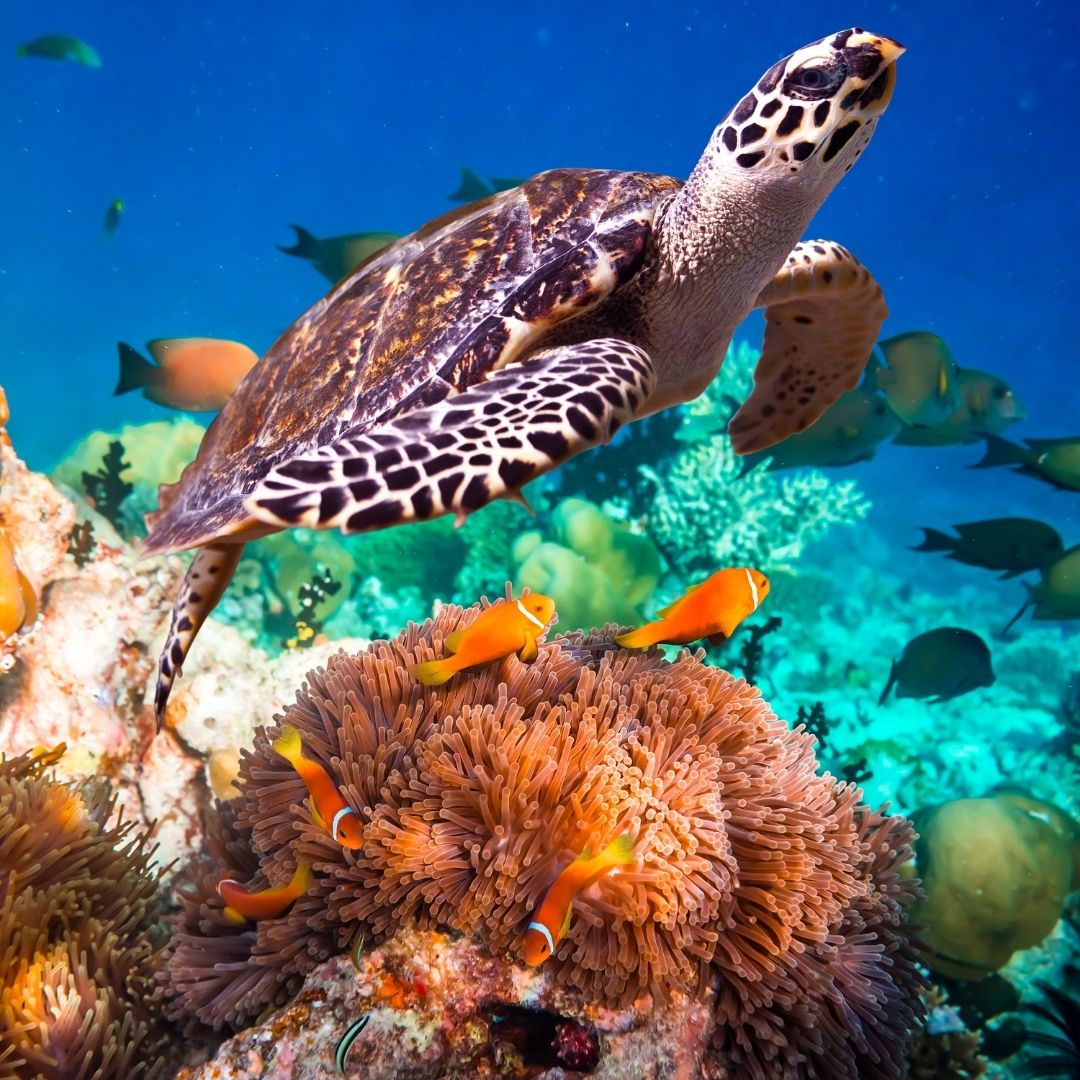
[165,603,923,1078]
[0,746,172,1078]
[78,440,134,533]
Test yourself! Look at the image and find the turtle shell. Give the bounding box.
[144,168,681,555]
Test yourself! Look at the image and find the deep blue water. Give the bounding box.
[1,0,1077,544]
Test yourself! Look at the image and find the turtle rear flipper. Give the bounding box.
[245,339,656,532]
[155,542,243,729]
[729,241,888,454]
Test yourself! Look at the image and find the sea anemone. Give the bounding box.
[165,604,923,1077]
[0,746,171,1079]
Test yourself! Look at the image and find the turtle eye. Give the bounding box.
[786,61,845,99]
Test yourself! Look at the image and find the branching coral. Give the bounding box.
[0,746,171,1079]
[644,432,871,579]
[165,604,923,1078]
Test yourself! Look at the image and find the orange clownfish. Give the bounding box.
[614,568,770,650]
[272,724,364,849]
[217,860,313,923]
[0,529,38,640]
[114,337,259,413]
[523,834,635,966]
[412,593,556,686]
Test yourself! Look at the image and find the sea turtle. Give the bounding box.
[146,28,903,724]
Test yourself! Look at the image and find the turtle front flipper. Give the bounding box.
[155,542,243,729]
[244,339,656,533]
[728,241,888,454]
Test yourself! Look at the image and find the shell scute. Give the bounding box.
[145,168,678,553]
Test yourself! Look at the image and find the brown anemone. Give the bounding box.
[164,605,923,1077]
[0,746,171,1079]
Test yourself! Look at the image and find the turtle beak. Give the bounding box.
[846,33,904,116]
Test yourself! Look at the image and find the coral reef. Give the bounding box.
[165,605,924,1078]
[905,987,989,1079]
[907,791,1080,979]
[513,497,661,631]
[642,433,870,580]
[0,746,172,1078]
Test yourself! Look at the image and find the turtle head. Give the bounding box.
[713,29,904,192]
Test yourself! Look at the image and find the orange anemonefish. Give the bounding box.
[523,834,635,966]
[614,567,770,650]
[0,529,38,640]
[114,337,259,413]
[272,724,364,849]
[412,593,556,686]
[217,860,313,923]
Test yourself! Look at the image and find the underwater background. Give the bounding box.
[1,1,1079,1078]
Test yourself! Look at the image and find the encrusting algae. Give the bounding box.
[164,597,925,1078]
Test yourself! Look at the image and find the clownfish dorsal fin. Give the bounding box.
[443,630,466,654]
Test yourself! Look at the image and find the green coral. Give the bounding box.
[513,497,661,631]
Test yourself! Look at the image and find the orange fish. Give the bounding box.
[615,568,770,649]
[0,386,9,426]
[273,724,364,848]
[412,593,556,686]
[0,529,38,640]
[523,834,635,966]
[114,337,259,412]
[217,860,312,923]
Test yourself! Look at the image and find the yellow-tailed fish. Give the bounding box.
[524,834,635,966]
[412,593,556,686]
[217,860,312,923]
[272,724,364,848]
[616,568,769,649]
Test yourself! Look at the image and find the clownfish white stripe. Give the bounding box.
[528,919,556,955]
[332,807,357,843]
[516,599,546,631]
[745,568,759,609]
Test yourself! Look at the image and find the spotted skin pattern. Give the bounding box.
[155,542,242,726]
[247,339,656,532]
[144,28,904,722]
[732,240,889,452]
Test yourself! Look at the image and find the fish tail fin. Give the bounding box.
[972,434,1026,470]
[114,342,156,396]
[278,225,320,258]
[911,527,952,553]
[614,622,665,649]
[601,833,635,868]
[878,661,898,706]
[222,905,248,924]
[1002,596,1031,636]
[272,723,304,766]
[290,860,313,895]
[412,659,456,686]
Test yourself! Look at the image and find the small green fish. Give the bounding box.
[893,367,1025,447]
[446,166,526,203]
[867,331,962,427]
[16,34,101,68]
[741,388,900,471]
[972,434,1080,493]
[103,198,124,237]
[911,518,1063,579]
[1006,544,1080,631]
[278,225,399,285]
[879,627,995,705]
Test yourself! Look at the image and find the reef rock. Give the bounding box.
[176,928,718,1080]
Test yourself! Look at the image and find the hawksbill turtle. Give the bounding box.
[146,28,903,724]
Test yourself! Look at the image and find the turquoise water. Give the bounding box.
[1,3,1078,1077]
